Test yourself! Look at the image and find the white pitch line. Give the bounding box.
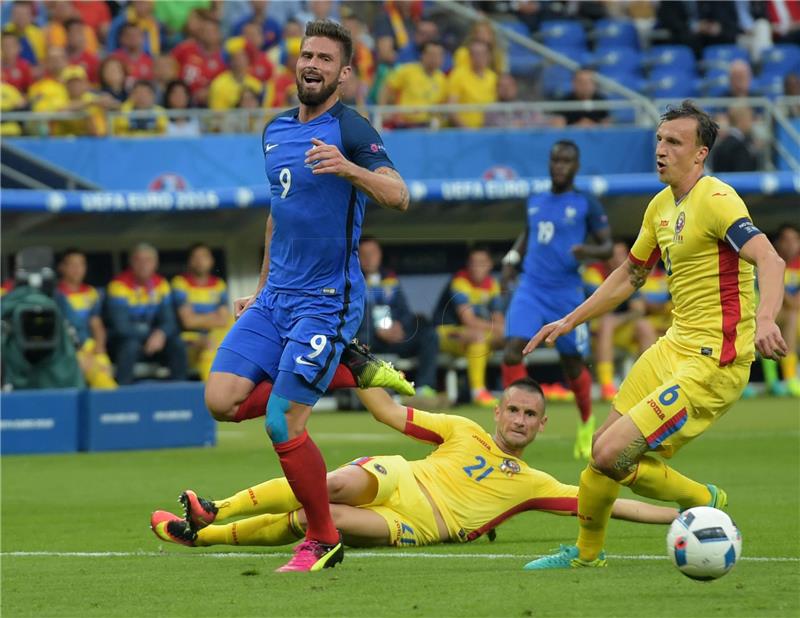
[2,551,798,563]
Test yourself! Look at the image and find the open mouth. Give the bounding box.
[303,73,323,85]
[656,161,666,173]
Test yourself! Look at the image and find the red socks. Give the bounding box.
[274,430,338,545]
[567,367,593,423]
[501,363,528,388]
[328,364,357,389]
[233,381,273,422]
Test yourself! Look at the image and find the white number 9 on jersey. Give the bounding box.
[279,168,292,198]
[537,221,555,244]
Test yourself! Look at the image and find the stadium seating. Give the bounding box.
[503,20,542,77]
[591,19,640,51]
[647,69,700,98]
[643,45,697,76]
[592,46,642,77]
[537,20,587,50]
[702,44,750,72]
[759,44,800,78]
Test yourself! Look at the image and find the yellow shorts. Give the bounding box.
[614,338,749,458]
[345,455,441,547]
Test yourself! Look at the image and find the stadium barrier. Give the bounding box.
[1,382,216,455]
[2,171,798,214]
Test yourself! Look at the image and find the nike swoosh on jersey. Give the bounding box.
[266,144,279,151]
[295,356,316,366]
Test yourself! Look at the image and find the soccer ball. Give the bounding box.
[666,506,742,581]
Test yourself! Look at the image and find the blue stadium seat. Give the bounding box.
[702,44,749,72]
[541,65,574,98]
[647,69,699,98]
[538,20,587,50]
[548,46,591,67]
[644,45,696,76]
[592,19,639,50]
[759,44,800,78]
[504,20,542,77]
[592,46,642,76]
[698,69,730,96]
[599,73,646,123]
[753,73,786,98]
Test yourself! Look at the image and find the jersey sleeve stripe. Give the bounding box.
[465,497,578,542]
[403,407,444,445]
[717,241,742,366]
[628,247,661,269]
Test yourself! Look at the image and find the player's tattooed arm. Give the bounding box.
[366,166,410,211]
[626,259,652,290]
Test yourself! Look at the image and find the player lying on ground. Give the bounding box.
[151,379,680,549]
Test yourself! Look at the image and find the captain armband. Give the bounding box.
[724,218,762,253]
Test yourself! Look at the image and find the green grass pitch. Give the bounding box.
[2,396,799,617]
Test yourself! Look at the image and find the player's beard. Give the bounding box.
[297,77,339,106]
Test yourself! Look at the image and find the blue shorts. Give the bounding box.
[211,289,364,405]
[505,279,590,357]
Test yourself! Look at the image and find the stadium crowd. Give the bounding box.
[0,0,797,151]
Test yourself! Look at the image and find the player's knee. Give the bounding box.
[204,387,236,422]
[326,472,348,502]
[591,443,618,477]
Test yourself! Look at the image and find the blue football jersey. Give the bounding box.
[521,190,609,287]
[262,101,394,301]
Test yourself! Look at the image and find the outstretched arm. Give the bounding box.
[611,498,678,524]
[354,387,407,432]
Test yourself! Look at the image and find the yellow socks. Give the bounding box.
[196,512,304,547]
[466,341,490,392]
[576,464,620,562]
[622,455,711,510]
[214,478,301,520]
[781,352,798,381]
[597,361,614,387]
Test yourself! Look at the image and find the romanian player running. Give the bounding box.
[502,141,613,460]
[522,101,787,570]
[151,380,678,550]
[196,20,414,573]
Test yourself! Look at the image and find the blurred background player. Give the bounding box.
[501,140,612,460]
[152,379,679,550]
[54,248,116,390]
[357,236,443,406]
[203,21,412,573]
[171,243,231,382]
[585,240,672,401]
[437,246,505,407]
[106,242,187,385]
[522,101,787,571]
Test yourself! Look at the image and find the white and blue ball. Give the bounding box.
[667,506,742,581]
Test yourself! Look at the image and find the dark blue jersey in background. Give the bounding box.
[262,101,394,303]
[521,190,609,289]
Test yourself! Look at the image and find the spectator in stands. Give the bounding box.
[1,31,34,94]
[697,0,741,48]
[231,0,282,49]
[154,0,211,47]
[65,18,100,85]
[72,1,111,44]
[293,0,340,27]
[784,73,800,116]
[152,54,179,102]
[110,23,154,84]
[54,248,117,390]
[356,237,443,405]
[54,65,115,136]
[395,18,452,72]
[235,83,266,132]
[107,243,187,385]
[99,56,129,103]
[726,59,753,97]
[768,223,800,396]
[486,73,562,128]
[711,106,762,172]
[768,0,800,44]
[113,79,168,136]
[367,33,397,104]
[208,37,262,110]
[654,1,701,55]
[264,34,299,107]
[107,0,163,56]
[437,247,505,407]
[558,69,610,127]
[0,82,26,136]
[448,40,498,128]
[3,0,44,65]
[453,19,507,75]
[171,243,231,382]
[241,21,274,83]
[164,79,201,136]
[45,2,98,57]
[28,46,68,113]
[373,0,422,55]
[584,241,653,402]
[171,9,225,107]
[379,40,447,128]
[341,9,376,87]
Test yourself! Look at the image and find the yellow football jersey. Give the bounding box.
[630,176,756,365]
[404,408,578,542]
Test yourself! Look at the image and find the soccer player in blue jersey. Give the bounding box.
[202,20,412,573]
[501,141,612,460]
